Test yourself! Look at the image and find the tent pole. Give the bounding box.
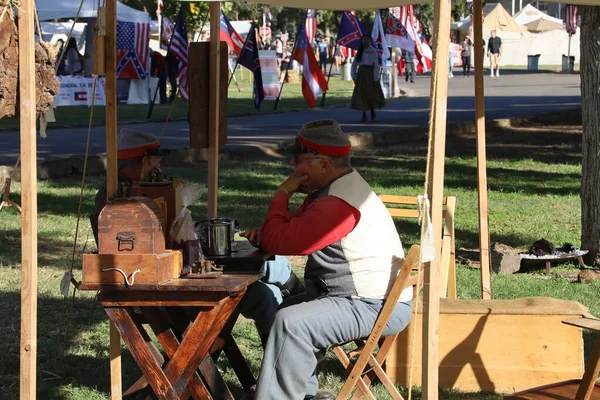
[207,1,221,218]
[104,0,122,397]
[422,0,452,397]
[473,0,492,300]
[19,0,38,396]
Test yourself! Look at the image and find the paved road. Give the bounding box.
[0,72,581,166]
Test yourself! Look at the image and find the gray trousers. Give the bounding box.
[254,285,413,400]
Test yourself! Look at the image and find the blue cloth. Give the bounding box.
[239,255,293,338]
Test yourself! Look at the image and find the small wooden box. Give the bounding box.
[98,196,166,255]
[386,297,588,394]
[82,250,182,288]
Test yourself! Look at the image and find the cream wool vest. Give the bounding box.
[305,170,413,302]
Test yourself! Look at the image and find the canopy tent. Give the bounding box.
[34,0,149,22]
[455,3,527,34]
[513,4,565,26]
[524,18,563,32]
[39,21,87,45]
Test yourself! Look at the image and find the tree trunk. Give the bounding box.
[580,6,600,266]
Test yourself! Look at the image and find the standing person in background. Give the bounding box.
[64,37,85,75]
[274,34,284,65]
[55,39,67,76]
[317,36,329,73]
[487,30,502,77]
[333,40,344,75]
[448,36,455,78]
[461,35,472,78]
[351,34,385,122]
[150,49,169,104]
[402,48,415,83]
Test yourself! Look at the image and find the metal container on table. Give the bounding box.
[196,218,239,256]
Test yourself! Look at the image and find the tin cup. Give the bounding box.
[206,220,232,256]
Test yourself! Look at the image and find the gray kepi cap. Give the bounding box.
[117,128,170,160]
[286,119,351,157]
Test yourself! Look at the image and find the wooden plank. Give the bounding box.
[445,197,457,299]
[18,0,38,396]
[104,0,121,397]
[379,195,448,206]
[577,334,600,399]
[188,42,228,149]
[387,209,420,219]
[473,0,492,300]
[563,317,600,332]
[207,1,221,219]
[505,380,600,400]
[99,291,226,307]
[422,0,452,397]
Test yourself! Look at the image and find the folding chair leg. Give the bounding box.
[332,346,377,400]
[367,353,404,400]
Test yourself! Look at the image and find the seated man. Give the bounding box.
[241,120,414,400]
[91,129,303,345]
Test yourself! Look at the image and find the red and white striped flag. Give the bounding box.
[565,5,578,35]
[306,9,317,43]
[293,25,328,108]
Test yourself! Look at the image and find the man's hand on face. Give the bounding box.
[240,227,261,248]
[278,174,309,196]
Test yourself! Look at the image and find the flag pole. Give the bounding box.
[147,5,187,120]
[273,25,301,111]
[320,14,343,106]
[228,23,254,88]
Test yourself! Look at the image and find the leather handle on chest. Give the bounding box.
[117,231,136,251]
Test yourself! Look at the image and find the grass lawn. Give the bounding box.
[1,117,598,399]
[0,73,355,131]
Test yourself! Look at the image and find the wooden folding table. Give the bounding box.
[81,273,262,400]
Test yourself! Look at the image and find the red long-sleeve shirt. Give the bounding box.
[260,191,361,255]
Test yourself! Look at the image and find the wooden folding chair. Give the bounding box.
[332,244,423,400]
[378,195,456,299]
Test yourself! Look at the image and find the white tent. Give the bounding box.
[39,21,87,46]
[513,4,565,27]
[35,0,149,22]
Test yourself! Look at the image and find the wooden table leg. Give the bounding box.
[576,334,600,400]
[105,308,180,400]
[162,293,244,397]
[578,256,586,268]
[142,307,214,400]
[546,261,552,275]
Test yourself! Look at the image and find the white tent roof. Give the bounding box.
[35,0,149,22]
[39,21,86,44]
[513,4,564,26]
[244,0,599,9]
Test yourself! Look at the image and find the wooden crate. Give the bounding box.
[386,297,589,394]
[82,250,182,289]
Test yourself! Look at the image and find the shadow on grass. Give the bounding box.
[0,291,141,400]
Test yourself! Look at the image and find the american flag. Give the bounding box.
[306,9,317,43]
[170,9,189,101]
[565,5,578,35]
[116,21,149,79]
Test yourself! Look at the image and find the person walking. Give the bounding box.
[402,48,415,83]
[461,35,472,78]
[150,49,169,104]
[448,36,455,78]
[351,35,385,122]
[487,30,502,77]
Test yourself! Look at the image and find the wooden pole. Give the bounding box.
[19,0,38,396]
[105,0,122,397]
[473,0,492,300]
[391,48,397,98]
[422,0,452,397]
[207,1,221,218]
